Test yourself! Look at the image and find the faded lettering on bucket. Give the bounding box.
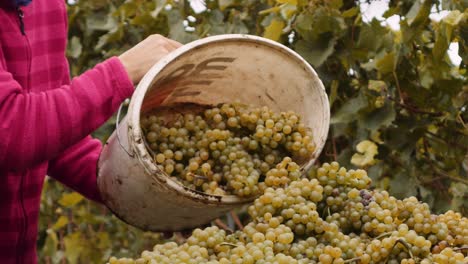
[141,57,236,112]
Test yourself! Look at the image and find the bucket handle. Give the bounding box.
[116,99,135,157]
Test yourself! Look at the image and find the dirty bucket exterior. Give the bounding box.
[97,34,330,232]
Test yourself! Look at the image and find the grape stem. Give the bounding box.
[343,257,361,263]
[375,232,392,240]
[388,95,443,116]
[230,211,244,230]
[219,242,239,248]
[321,206,331,218]
[214,219,234,233]
[392,71,404,105]
[384,238,414,264]
[194,175,208,180]
[454,246,468,251]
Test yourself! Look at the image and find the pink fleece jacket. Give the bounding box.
[0,0,135,263]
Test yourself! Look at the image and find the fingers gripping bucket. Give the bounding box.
[97,34,330,231]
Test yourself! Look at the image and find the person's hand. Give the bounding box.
[118,34,182,84]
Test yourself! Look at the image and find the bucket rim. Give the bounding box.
[127,34,330,205]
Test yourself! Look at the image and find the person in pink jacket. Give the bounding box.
[0,0,182,263]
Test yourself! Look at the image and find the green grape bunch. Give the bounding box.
[140,103,315,197]
[108,162,467,264]
[107,105,467,264]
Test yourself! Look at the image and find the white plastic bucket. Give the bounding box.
[97,34,330,231]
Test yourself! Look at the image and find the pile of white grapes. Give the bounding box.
[108,104,467,264]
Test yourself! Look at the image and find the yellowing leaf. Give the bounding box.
[58,192,84,207]
[64,232,84,264]
[52,216,69,230]
[280,4,297,20]
[96,232,111,248]
[394,30,402,43]
[42,229,59,257]
[263,19,285,41]
[276,0,297,5]
[351,140,378,167]
[427,124,438,134]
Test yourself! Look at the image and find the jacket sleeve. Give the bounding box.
[47,136,104,203]
[46,58,127,203]
[0,54,134,171]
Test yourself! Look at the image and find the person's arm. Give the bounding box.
[0,54,133,171]
[0,34,182,172]
[47,136,104,203]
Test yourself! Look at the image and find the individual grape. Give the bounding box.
[155,153,165,164]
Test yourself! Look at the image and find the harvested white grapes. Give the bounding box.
[140,103,315,197]
[108,162,467,264]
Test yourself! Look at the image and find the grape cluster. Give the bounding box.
[310,162,372,214]
[108,104,467,264]
[427,247,467,263]
[108,161,467,264]
[140,104,315,197]
[436,211,468,247]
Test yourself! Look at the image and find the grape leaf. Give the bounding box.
[359,103,396,131]
[389,170,419,199]
[351,140,378,167]
[263,18,285,41]
[342,7,358,18]
[330,93,368,124]
[376,51,396,74]
[58,192,84,207]
[277,0,297,5]
[52,215,69,230]
[295,37,337,67]
[64,233,84,264]
[42,229,58,257]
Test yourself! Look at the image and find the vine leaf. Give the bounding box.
[277,0,298,5]
[389,170,419,199]
[351,140,378,167]
[330,93,368,124]
[59,192,84,207]
[360,103,396,132]
[64,232,85,264]
[263,18,285,41]
[52,215,69,230]
[295,37,337,67]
